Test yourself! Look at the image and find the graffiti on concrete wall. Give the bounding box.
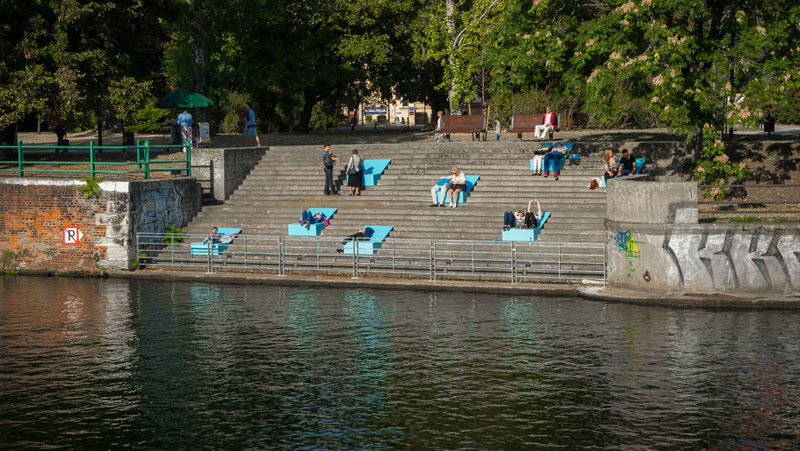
[663,229,800,291]
[616,231,641,277]
[132,184,195,234]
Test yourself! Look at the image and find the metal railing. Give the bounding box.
[136,233,607,285]
[0,140,191,179]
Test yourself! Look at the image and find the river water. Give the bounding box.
[1,276,799,449]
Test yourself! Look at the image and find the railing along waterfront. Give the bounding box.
[136,233,607,285]
[0,140,191,179]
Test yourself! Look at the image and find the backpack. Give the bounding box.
[323,153,333,169]
[524,212,538,228]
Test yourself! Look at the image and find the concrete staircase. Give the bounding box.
[184,142,608,245]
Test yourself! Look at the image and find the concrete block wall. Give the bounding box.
[606,222,800,295]
[191,147,266,201]
[604,177,800,295]
[0,177,201,274]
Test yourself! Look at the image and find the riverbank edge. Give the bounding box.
[105,269,800,310]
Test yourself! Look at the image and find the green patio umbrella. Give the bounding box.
[157,90,214,108]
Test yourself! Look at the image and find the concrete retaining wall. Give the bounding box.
[605,177,800,295]
[191,147,266,201]
[0,177,201,273]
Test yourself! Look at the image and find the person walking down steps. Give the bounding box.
[322,143,340,195]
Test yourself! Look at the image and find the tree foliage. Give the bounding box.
[0,0,797,147]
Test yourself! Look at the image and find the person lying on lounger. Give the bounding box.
[298,210,328,229]
[502,199,541,230]
[336,227,374,253]
[208,227,235,244]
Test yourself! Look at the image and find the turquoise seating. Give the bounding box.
[633,157,646,174]
[190,227,243,255]
[287,208,337,236]
[435,175,480,204]
[530,142,575,172]
[347,159,391,186]
[500,212,551,242]
[343,225,393,255]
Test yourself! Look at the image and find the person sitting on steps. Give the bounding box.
[429,170,454,207]
[618,149,637,177]
[603,148,620,182]
[531,143,552,175]
[444,167,466,208]
[503,199,542,230]
[336,227,374,253]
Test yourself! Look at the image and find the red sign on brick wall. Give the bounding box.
[62,226,84,245]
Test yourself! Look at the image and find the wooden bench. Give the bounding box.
[439,115,486,141]
[509,114,559,140]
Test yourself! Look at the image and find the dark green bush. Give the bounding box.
[127,104,171,133]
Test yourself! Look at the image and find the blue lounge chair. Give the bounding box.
[287,208,338,236]
[633,158,646,174]
[190,227,243,255]
[346,159,392,186]
[342,225,394,255]
[530,142,575,172]
[500,212,551,242]
[435,175,480,204]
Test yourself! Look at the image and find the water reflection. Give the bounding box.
[1,277,799,449]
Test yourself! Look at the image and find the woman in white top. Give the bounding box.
[444,167,466,208]
[346,149,364,195]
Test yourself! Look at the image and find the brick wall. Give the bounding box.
[0,177,201,274]
[0,180,106,273]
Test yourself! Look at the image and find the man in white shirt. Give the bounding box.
[535,107,556,140]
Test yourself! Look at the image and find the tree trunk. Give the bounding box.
[97,119,103,147]
[446,0,458,111]
[298,91,317,133]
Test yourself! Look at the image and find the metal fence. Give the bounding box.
[0,140,191,179]
[136,233,606,285]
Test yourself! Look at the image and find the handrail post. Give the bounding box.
[430,239,436,282]
[207,236,213,273]
[603,243,607,286]
[136,140,142,169]
[352,238,360,279]
[144,141,150,180]
[17,140,23,177]
[511,242,517,283]
[89,141,95,178]
[185,139,192,177]
[278,236,285,276]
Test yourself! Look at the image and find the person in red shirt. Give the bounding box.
[535,107,556,140]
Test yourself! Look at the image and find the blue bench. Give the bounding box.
[633,157,646,174]
[342,225,393,255]
[347,159,392,186]
[435,175,480,204]
[190,227,243,255]
[499,212,551,242]
[530,143,575,172]
[287,208,337,236]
